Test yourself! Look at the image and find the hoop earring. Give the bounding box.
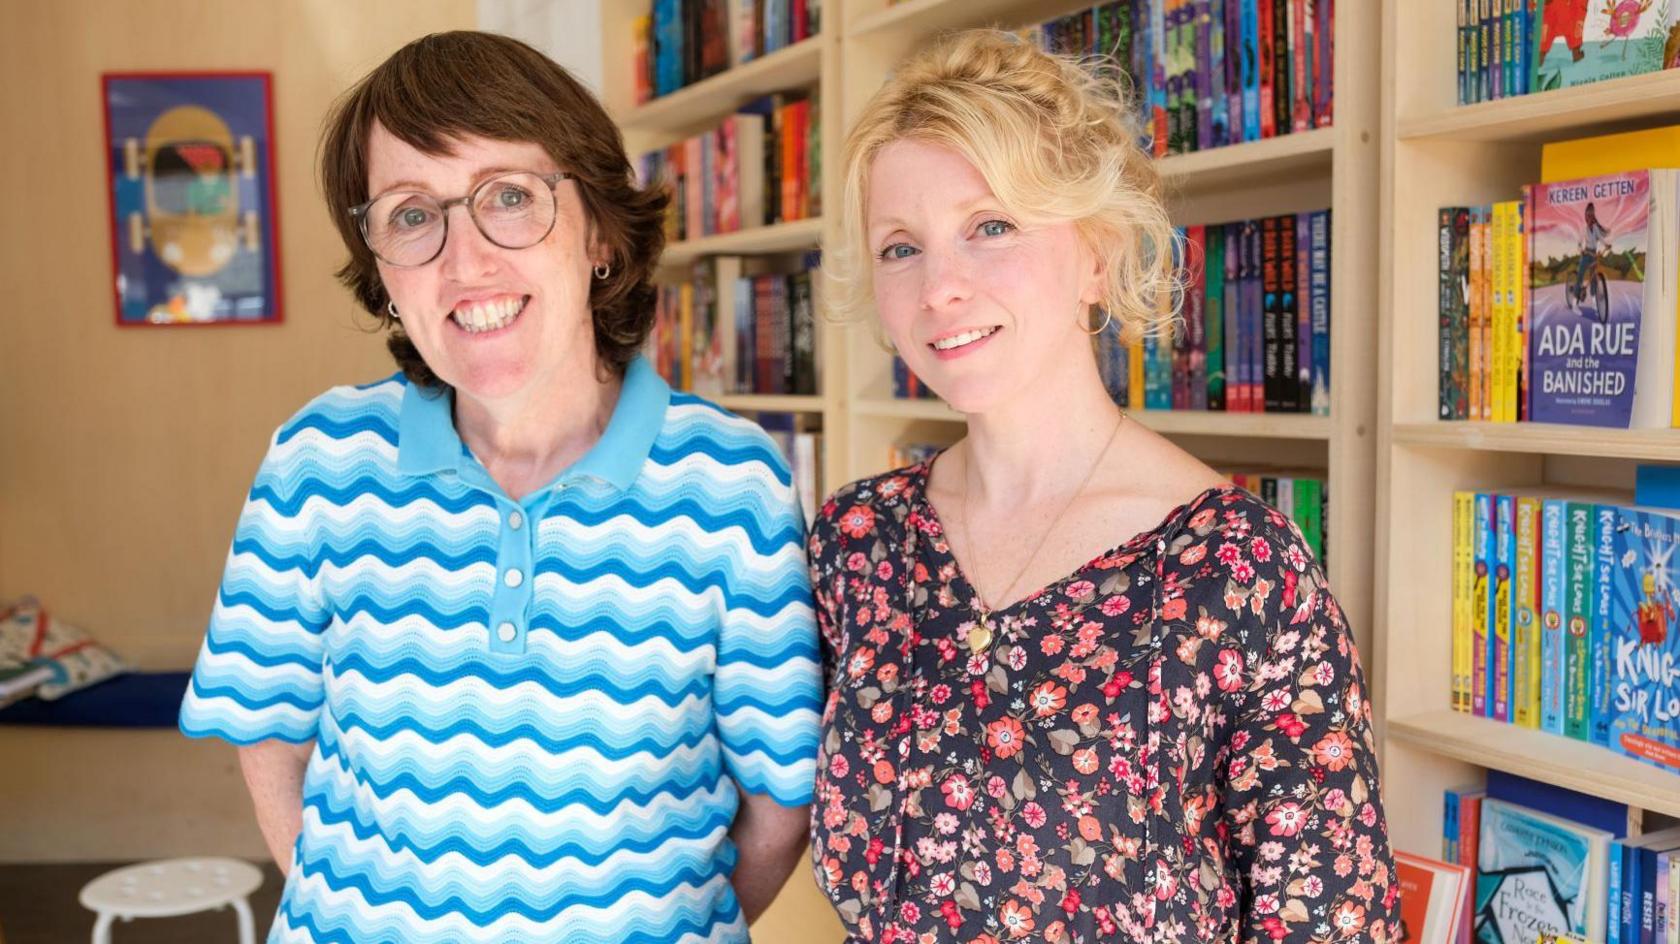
[1079,307,1114,337]
[386,300,400,319]
[593,262,611,280]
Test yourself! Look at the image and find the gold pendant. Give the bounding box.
[968,620,994,655]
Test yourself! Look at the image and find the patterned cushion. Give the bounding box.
[0,600,127,700]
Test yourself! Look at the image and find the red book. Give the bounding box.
[1393,851,1471,944]
[1258,0,1276,139]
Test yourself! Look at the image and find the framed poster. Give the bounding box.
[102,72,282,326]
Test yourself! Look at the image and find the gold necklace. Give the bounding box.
[954,411,1126,655]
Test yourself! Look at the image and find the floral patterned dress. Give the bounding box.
[807,461,1400,944]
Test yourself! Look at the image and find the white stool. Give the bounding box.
[78,857,263,944]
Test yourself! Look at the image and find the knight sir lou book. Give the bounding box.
[1606,504,1680,773]
[1527,169,1680,429]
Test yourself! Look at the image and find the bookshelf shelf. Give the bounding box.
[847,0,1095,38]
[616,36,824,134]
[716,393,826,413]
[1157,126,1335,191]
[1387,710,1680,821]
[658,218,824,267]
[1398,69,1680,143]
[1392,421,1680,461]
[854,398,1334,439]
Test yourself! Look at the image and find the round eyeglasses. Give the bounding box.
[349,170,573,267]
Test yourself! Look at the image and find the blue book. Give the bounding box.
[1475,493,1496,717]
[1445,788,1461,863]
[1608,506,1680,774]
[1475,798,1612,942]
[1594,504,1619,746]
[1240,0,1259,142]
[1486,769,1633,839]
[1611,839,1625,944]
[1541,498,1570,735]
[1635,465,1680,512]
[653,0,683,97]
[1309,209,1331,417]
[1495,494,1516,722]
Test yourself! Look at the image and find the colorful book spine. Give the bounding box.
[1514,495,1542,728]
[1454,491,1476,714]
[1593,503,1617,747]
[1309,208,1331,416]
[1207,224,1227,411]
[1440,206,1459,420]
[1541,497,1569,735]
[1474,492,1495,717]
[1493,493,1514,722]
[1565,500,1596,741]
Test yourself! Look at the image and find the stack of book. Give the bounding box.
[1438,128,1680,428]
[1095,211,1332,415]
[639,92,820,244]
[1440,771,1661,944]
[758,412,822,528]
[1456,1,1679,105]
[648,252,820,398]
[1018,0,1334,157]
[632,0,822,103]
[1449,488,1680,775]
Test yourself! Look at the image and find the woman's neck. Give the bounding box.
[958,360,1123,510]
[454,353,621,499]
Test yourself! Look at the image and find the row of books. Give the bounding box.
[1095,211,1332,415]
[1449,488,1680,776]
[758,413,821,529]
[639,92,820,244]
[1019,0,1334,158]
[647,254,820,398]
[633,0,822,104]
[1437,121,1680,429]
[1457,0,1679,106]
[1438,770,1679,944]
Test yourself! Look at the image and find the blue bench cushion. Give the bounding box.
[0,672,188,728]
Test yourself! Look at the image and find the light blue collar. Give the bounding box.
[396,356,669,492]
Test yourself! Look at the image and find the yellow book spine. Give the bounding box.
[1128,336,1145,409]
[1505,199,1523,423]
[1453,490,1473,714]
[1492,202,1509,423]
[678,282,694,392]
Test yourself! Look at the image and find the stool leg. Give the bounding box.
[90,911,114,944]
[231,895,256,944]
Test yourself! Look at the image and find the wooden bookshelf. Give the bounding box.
[716,393,826,414]
[658,218,825,267]
[1375,0,1680,864]
[612,36,824,134]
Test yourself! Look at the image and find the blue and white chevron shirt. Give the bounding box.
[180,357,821,943]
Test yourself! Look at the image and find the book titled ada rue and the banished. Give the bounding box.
[1528,168,1680,429]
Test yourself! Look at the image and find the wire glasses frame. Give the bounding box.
[349,170,574,268]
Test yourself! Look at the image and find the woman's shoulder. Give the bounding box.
[807,461,930,556]
[1162,483,1332,631]
[270,372,409,447]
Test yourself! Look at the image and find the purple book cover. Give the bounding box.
[1528,170,1650,428]
[1195,0,1214,152]
[1209,0,1229,148]
[1247,219,1265,412]
[1297,212,1312,412]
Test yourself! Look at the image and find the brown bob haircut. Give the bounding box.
[319,31,669,387]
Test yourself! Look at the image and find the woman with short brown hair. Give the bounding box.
[180,31,821,943]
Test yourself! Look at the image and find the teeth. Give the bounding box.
[452,297,523,334]
[932,327,997,351]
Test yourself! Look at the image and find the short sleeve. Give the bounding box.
[179,427,329,744]
[1213,504,1401,942]
[713,437,821,806]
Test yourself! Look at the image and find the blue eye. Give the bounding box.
[878,243,919,261]
[979,219,1015,237]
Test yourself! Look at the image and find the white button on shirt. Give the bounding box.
[496,622,517,643]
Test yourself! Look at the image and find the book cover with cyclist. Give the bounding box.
[1527,169,1651,427]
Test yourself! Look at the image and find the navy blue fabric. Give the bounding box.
[0,672,188,727]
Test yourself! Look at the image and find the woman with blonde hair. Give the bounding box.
[807,29,1398,943]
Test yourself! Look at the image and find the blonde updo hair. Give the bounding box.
[829,29,1180,343]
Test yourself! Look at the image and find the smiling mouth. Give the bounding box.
[450,295,529,334]
[930,326,999,352]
